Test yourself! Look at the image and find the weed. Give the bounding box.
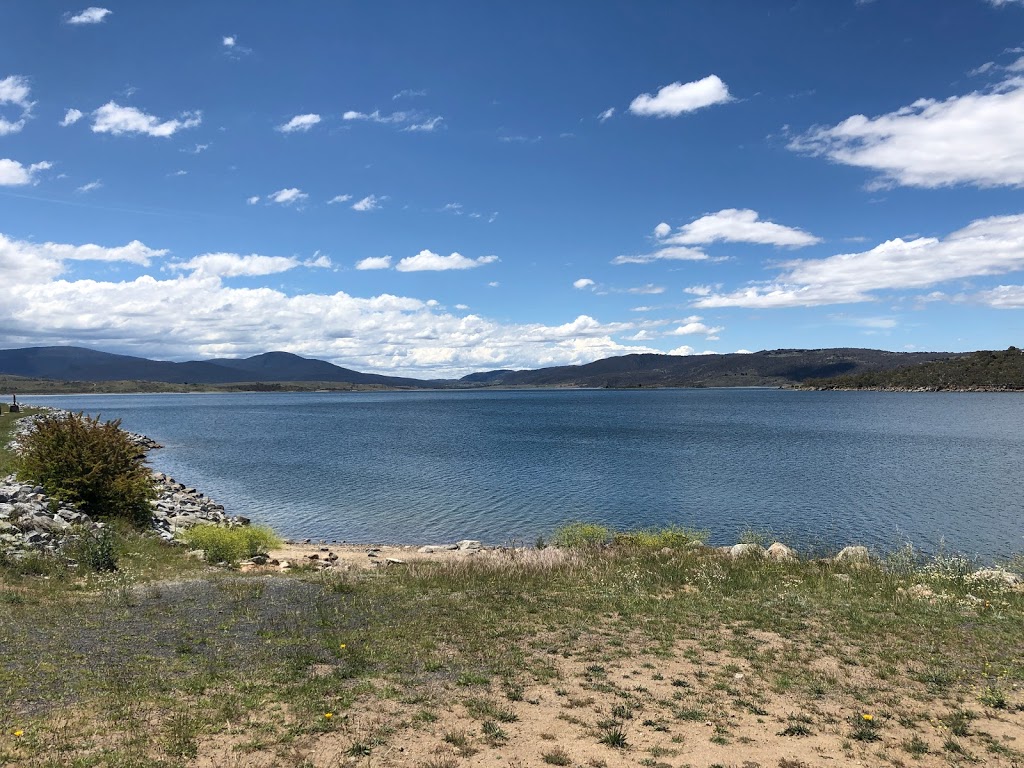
[551,522,612,549]
[902,734,929,756]
[178,523,282,564]
[979,686,1008,709]
[598,723,628,749]
[542,747,572,765]
[849,713,881,742]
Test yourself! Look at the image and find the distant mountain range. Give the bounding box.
[0,346,427,388]
[805,347,1024,391]
[0,345,970,391]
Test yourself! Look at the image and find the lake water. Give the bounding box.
[26,389,1024,558]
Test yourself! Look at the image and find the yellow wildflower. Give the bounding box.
[339,643,347,649]
[324,712,333,720]
[14,730,23,737]
[862,714,873,722]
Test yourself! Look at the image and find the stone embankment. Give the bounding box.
[1,410,244,560]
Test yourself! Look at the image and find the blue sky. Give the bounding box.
[1,1,1023,376]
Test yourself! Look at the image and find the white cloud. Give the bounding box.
[625,284,665,294]
[612,246,709,265]
[183,143,210,154]
[246,195,261,205]
[395,250,499,272]
[0,230,679,376]
[668,345,696,356]
[66,7,111,24]
[0,75,33,135]
[442,202,463,214]
[488,281,500,288]
[352,194,383,212]
[269,188,308,205]
[790,76,1024,188]
[76,180,102,193]
[597,107,615,122]
[170,253,312,278]
[695,212,1024,308]
[668,317,723,336]
[404,116,444,132]
[169,170,188,177]
[629,75,732,117]
[393,89,427,100]
[660,208,822,247]
[92,102,202,137]
[343,109,408,123]
[277,113,321,133]
[328,194,352,204]
[0,159,51,186]
[573,278,596,290]
[223,36,236,47]
[970,285,1024,307]
[60,108,84,127]
[355,256,392,270]
[653,222,671,238]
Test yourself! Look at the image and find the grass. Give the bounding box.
[0,524,1022,766]
[0,407,45,476]
[176,523,282,564]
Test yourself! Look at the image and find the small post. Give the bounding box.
[9,394,19,413]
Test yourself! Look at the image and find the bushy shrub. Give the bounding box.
[17,413,155,525]
[550,521,612,549]
[178,524,282,564]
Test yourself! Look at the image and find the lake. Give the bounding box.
[26,389,1024,559]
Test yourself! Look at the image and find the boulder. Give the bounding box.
[457,540,483,551]
[730,543,765,559]
[834,546,871,565]
[765,542,798,562]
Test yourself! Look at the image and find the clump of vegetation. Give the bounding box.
[64,526,119,572]
[613,525,708,549]
[178,523,281,564]
[550,521,612,548]
[16,412,155,525]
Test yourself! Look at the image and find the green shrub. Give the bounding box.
[550,521,612,549]
[613,525,708,549]
[17,412,155,525]
[178,524,282,564]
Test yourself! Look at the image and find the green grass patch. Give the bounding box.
[177,523,282,564]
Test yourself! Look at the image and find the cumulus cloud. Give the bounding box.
[790,76,1024,188]
[66,7,111,24]
[0,159,52,186]
[352,194,383,212]
[395,250,499,272]
[269,188,308,205]
[355,256,392,270]
[573,278,596,289]
[0,75,34,135]
[694,213,1024,308]
[0,230,676,376]
[246,195,261,205]
[660,208,821,247]
[60,108,84,127]
[277,113,321,133]
[169,252,328,278]
[668,316,723,336]
[328,194,352,204]
[0,233,166,286]
[629,75,732,117]
[92,102,202,137]
[223,36,236,47]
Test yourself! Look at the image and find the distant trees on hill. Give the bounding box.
[806,347,1024,391]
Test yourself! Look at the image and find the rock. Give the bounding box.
[417,544,459,553]
[385,557,406,565]
[250,554,269,565]
[186,549,206,560]
[834,546,871,565]
[729,543,765,559]
[457,540,483,551]
[968,569,1023,586]
[765,542,798,561]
